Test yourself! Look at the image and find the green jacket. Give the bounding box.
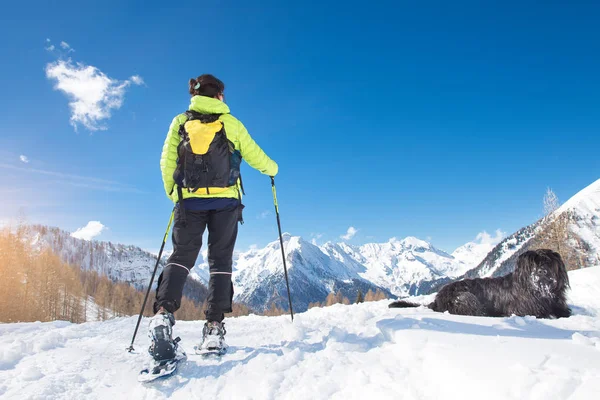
[160,95,278,202]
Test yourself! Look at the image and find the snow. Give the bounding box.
[27,226,171,289]
[465,179,600,279]
[24,224,495,312]
[353,237,456,295]
[177,179,600,308]
[451,230,505,276]
[557,178,600,268]
[481,230,537,278]
[231,234,382,311]
[1,267,599,400]
[557,178,600,217]
[217,232,483,311]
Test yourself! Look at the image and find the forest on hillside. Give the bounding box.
[0,227,386,323]
[0,226,251,323]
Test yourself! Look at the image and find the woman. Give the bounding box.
[149,74,278,361]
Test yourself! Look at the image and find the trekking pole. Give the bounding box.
[127,208,175,352]
[271,176,294,321]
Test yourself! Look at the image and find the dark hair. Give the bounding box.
[189,74,225,98]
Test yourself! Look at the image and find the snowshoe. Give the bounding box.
[147,310,179,361]
[138,347,186,383]
[139,310,187,382]
[194,321,228,356]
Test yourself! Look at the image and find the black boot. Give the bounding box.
[196,321,228,355]
[147,310,181,361]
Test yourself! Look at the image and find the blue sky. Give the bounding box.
[0,0,599,254]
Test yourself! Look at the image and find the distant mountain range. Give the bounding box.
[22,223,493,313]
[193,233,500,312]
[25,225,207,304]
[22,178,600,313]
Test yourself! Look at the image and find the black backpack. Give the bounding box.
[173,110,243,196]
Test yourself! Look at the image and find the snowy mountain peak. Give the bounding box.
[285,235,305,253]
[464,178,600,280]
[397,236,431,250]
[556,178,600,268]
[231,232,487,310]
[451,230,506,276]
[26,225,166,289]
[232,233,388,311]
[281,232,293,240]
[260,233,300,255]
[557,178,600,217]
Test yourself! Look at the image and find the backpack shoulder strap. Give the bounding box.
[179,111,223,138]
[184,110,222,123]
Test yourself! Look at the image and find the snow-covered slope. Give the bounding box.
[188,232,503,311]
[23,225,208,304]
[346,237,462,295]
[20,221,497,312]
[192,234,486,311]
[1,267,598,400]
[557,178,600,268]
[464,223,540,279]
[451,230,505,275]
[27,178,600,313]
[28,225,167,289]
[231,234,388,312]
[465,178,600,279]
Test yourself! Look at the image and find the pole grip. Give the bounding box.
[163,210,175,241]
[271,176,279,214]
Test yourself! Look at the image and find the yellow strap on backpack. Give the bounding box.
[184,120,223,155]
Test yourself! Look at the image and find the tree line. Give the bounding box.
[1,226,385,324]
[0,227,250,323]
[533,188,591,270]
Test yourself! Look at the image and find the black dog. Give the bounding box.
[389,249,571,318]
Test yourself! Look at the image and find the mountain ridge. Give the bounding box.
[442,178,600,289]
[20,178,599,311]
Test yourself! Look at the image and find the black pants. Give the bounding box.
[154,204,238,322]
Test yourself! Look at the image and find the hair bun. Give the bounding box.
[189,74,225,97]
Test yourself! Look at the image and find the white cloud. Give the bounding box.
[341,226,358,240]
[45,39,73,53]
[19,155,29,163]
[71,221,106,241]
[130,75,144,85]
[46,39,56,52]
[310,233,324,246]
[258,210,271,219]
[474,229,505,245]
[45,59,144,131]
